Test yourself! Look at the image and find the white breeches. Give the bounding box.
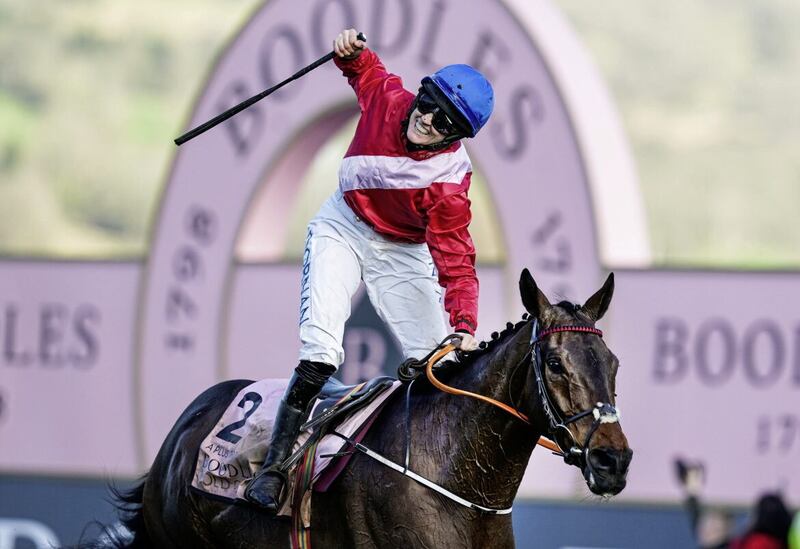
[298,190,449,368]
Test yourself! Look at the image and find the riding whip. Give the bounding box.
[174,32,367,146]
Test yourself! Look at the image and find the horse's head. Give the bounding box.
[519,269,632,497]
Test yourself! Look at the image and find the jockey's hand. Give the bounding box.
[333,29,365,60]
[453,331,479,352]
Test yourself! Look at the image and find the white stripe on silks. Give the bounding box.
[338,148,471,191]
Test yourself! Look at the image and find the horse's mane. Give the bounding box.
[436,300,583,372]
[473,300,584,357]
[433,315,530,374]
[475,316,530,356]
[554,300,581,315]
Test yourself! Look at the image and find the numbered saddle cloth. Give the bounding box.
[191,377,400,514]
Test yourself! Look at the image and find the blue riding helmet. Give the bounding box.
[422,64,494,138]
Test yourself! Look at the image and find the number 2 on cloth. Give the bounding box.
[215,392,263,444]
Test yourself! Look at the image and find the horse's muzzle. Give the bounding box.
[584,446,633,496]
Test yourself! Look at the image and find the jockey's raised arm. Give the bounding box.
[334,47,404,112]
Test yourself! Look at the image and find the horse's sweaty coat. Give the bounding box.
[191,378,401,516]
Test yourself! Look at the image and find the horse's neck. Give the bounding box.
[411,323,540,508]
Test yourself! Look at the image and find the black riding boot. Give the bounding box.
[244,360,335,513]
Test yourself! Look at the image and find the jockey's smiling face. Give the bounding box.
[406,108,447,146]
[406,90,463,147]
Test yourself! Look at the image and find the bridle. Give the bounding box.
[528,319,621,467]
[422,319,621,468]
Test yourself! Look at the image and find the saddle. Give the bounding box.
[302,376,395,432]
[319,376,393,401]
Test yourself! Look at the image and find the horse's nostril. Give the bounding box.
[589,447,625,474]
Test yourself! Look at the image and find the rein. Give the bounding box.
[425,343,529,423]
[422,341,557,454]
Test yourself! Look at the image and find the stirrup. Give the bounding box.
[244,467,289,512]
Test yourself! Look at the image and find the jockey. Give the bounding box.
[245,28,494,513]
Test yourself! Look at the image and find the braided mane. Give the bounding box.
[430,300,587,377]
[453,300,585,366]
[433,315,530,374]
[475,316,530,355]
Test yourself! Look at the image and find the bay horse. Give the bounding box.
[105,269,631,548]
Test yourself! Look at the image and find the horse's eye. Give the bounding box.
[546,357,565,374]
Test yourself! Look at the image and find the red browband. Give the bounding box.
[536,325,603,340]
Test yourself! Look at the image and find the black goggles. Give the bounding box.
[415,92,460,136]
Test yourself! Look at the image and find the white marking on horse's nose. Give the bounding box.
[592,403,621,423]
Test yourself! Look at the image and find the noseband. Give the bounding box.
[530,319,621,467]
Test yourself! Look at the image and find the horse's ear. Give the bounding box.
[583,272,615,321]
[519,268,550,318]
